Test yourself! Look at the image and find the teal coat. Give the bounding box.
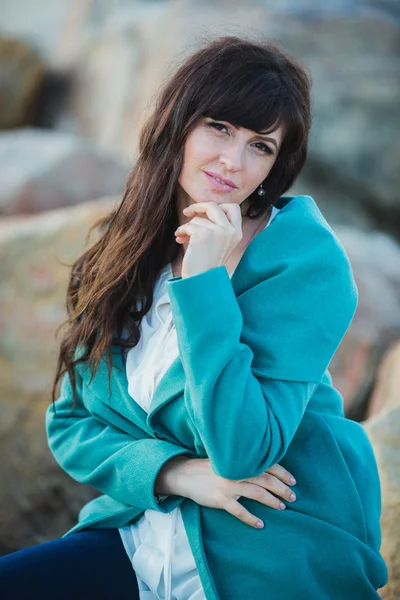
[46,195,388,599]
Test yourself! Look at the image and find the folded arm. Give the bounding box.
[46,369,192,512]
[166,227,358,481]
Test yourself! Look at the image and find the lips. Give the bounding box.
[203,170,238,189]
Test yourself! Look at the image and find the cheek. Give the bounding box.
[185,130,214,165]
[241,160,274,195]
[255,158,275,182]
[179,142,194,184]
[180,142,208,187]
[247,163,269,185]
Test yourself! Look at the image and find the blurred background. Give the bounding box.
[0,0,399,596]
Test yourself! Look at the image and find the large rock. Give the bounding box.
[367,343,400,419]
[0,197,116,553]
[363,341,400,600]
[332,226,400,419]
[0,0,71,62]
[0,128,130,215]
[278,13,400,227]
[66,14,143,156]
[0,0,144,66]
[0,36,45,129]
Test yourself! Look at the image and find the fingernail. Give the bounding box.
[279,502,286,510]
[289,476,296,485]
[256,521,264,528]
[290,493,296,502]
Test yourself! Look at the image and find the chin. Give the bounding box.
[193,195,216,203]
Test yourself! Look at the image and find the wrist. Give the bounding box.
[154,455,192,498]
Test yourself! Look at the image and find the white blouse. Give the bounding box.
[119,206,280,600]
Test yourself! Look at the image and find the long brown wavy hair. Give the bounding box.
[52,34,311,409]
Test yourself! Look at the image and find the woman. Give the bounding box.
[0,35,387,599]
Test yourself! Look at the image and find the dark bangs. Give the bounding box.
[186,49,308,158]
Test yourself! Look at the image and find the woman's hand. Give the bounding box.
[173,457,297,529]
[174,202,242,278]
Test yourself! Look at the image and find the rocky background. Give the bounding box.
[0,0,399,596]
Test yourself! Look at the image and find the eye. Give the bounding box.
[208,121,275,155]
[254,142,274,156]
[208,121,228,133]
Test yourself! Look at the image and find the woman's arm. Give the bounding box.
[46,370,193,512]
[165,229,358,481]
[180,345,318,481]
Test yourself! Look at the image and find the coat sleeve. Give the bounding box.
[165,219,358,481]
[45,368,192,512]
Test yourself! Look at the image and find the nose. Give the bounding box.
[219,141,244,172]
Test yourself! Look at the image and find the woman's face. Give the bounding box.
[177,116,283,211]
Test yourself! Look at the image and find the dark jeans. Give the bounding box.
[0,528,140,600]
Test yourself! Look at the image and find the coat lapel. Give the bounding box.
[93,342,187,434]
[146,355,186,429]
[92,347,152,435]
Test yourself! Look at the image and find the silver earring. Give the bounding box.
[257,184,266,196]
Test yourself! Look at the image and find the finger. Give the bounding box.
[182,203,232,228]
[175,235,188,244]
[255,473,296,503]
[177,216,215,233]
[223,497,265,529]
[235,482,288,511]
[175,216,221,243]
[246,472,296,502]
[265,463,297,486]
[174,223,196,239]
[218,202,242,230]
